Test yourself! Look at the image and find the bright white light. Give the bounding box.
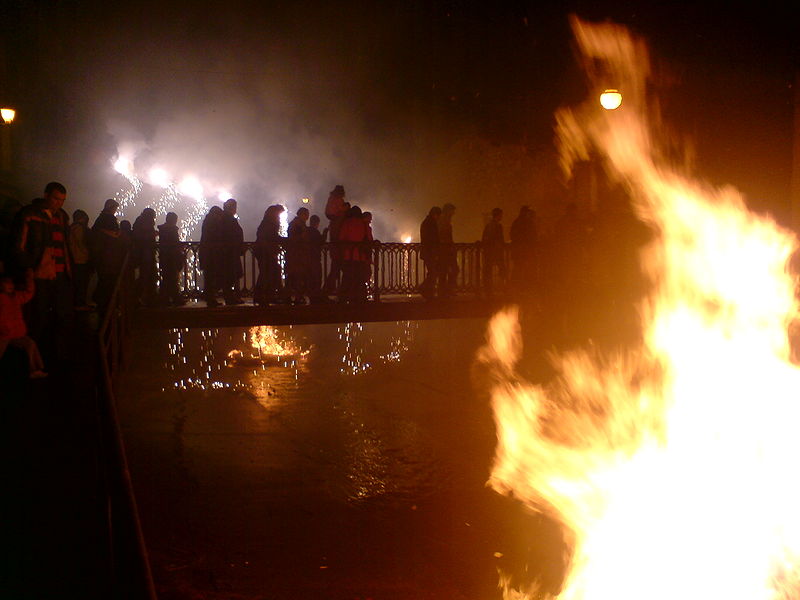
[148,167,172,188]
[178,176,204,201]
[301,197,310,204]
[600,89,623,110]
[1,108,15,124]
[217,189,233,202]
[113,156,134,177]
[279,207,289,237]
[402,235,412,243]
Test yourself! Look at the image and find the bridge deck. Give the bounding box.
[134,295,507,329]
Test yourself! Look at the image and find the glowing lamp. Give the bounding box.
[599,89,622,110]
[301,197,310,204]
[402,235,412,243]
[1,108,15,124]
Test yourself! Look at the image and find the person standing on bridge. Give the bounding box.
[11,182,73,347]
[286,206,310,305]
[91,199,124,315]
[132,207,158,307]
[199,206,224,307]
[438,203,458,297]
[323,185,347,296]
[337,205,370,303]
[254,204,285,305]
[69,209,92,310]
[157,212,186,307]
[481,207,506,297]
[220,199,244,305]
[419,206,441,300]
[306,214,327,304]
[0,269,47,378]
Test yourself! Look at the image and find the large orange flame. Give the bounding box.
[483,17,800,600]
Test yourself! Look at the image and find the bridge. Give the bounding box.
[135,240,514,328]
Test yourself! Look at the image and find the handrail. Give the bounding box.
[96,252,158,600]
[150,240,509,299]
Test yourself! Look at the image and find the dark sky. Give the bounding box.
[1,0,797,238]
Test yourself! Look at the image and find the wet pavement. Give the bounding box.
[117,319,566,599]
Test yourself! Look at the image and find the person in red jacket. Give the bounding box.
[0,269,47,378]
[337,205,370,302]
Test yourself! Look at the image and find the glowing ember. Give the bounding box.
[482,17,800,600]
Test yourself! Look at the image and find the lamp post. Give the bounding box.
[1,107,15,173]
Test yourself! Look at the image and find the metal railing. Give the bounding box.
[96,254,158,599]
[148,241,508,299]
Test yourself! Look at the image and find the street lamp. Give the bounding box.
[1,108,15,172]
[599,89,622,110]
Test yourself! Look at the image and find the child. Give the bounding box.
[0,269,47,378]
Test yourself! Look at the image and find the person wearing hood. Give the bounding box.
[157,212,186,306]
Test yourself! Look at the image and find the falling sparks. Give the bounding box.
[483,17,800,600]
[112,156,142,217]
[164,328,244,391]
[338,321,417,375]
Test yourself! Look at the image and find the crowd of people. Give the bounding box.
[196,186,377,306]
[0,180,551,378]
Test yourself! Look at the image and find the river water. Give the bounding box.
[118,318,565,599]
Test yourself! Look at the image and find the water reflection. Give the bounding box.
[164,328,244,391]
[337,320,417,375]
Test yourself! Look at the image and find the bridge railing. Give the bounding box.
[154,241,506,299]
[97,253,158,599]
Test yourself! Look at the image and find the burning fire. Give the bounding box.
[248,325,307,358]
[483,17,800,600]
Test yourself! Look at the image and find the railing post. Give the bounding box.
[372,243,381,302]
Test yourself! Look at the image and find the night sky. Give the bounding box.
[1,0,797,239]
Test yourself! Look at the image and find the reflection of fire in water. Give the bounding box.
[483,18,800,600]
[227,325,309,366]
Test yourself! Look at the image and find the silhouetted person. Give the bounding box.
[220,198,244,305]
[323,185,346,295]
[158,212,186,306]
[438,203,458,296]
[509,205,538,291]
[119,219,132,242]
[306,214,327,303]
[338,205,370,302]
[132,207,158,306]
[419,206,441,299]
[0,269,47,378]
[11,182,73,348]
[199,206,224,307]
[286,206,310,304]
[254,204,285,305]
[91,199,124,314]
[69,209,92,309]
[481,207,506,296]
